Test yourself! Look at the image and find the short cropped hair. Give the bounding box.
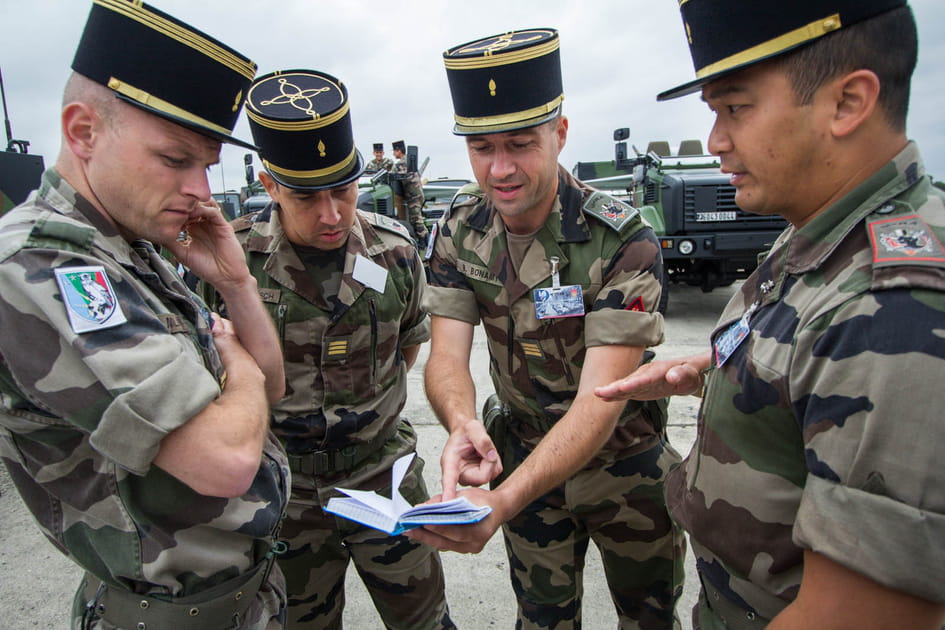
[62,72,119,126]
[775,6,917,131]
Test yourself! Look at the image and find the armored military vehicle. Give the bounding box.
[1,67,44,214]
[573,128,787,311]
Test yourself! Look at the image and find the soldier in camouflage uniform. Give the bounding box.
[366,142,394,172]
[598,2,945,628]
[205,69,454,630]
[408,29,684,629]
[0,2,290,629]
[391,139,430,246]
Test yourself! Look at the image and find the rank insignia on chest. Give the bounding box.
[324,337,350,362]
[868,214,945,265]
[54,266,127,334]
[519,339,545,360]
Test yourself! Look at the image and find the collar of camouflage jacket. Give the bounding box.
[463,165,596,247]
[782,141,926,275]
[243,203,381,308]
[27,168,148,269]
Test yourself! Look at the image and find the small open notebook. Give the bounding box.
[325,453,492,535]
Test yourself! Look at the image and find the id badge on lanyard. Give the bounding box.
[713,280,775,367]
[534,256,585,320]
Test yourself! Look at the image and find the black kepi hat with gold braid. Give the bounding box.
[71,0,257,148]
[658,0,908,101]
[443,28,563,136]
[246,69,364,191]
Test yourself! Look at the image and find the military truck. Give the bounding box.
[421,177,471,231]
[1,67,44,215]
[573,128,787,311]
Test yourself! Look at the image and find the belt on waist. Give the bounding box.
[79,553,275,630]
[698,574,770,630]
[287,422,398,476]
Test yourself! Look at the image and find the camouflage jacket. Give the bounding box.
[0,171,289,608]
[208,204,429,455]
[666,142,945,617]
[423,166,665,455]
[366,157,394,172]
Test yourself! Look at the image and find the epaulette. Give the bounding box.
[445,182,483,220]
[25,215,97,253]
[581,191,640,233]
[230,213,256,233]
[363,211,412,241]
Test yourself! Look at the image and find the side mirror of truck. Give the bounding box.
[615,141,628,169]
[243,153,254,187]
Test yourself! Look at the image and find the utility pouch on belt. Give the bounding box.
[482,393,509,450]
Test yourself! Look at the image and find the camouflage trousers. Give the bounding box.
[278,424,455,630]
[493,429,686,630]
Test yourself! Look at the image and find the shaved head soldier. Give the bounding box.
[0,1,289,628]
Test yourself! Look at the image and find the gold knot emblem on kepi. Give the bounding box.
[245,69,363,191]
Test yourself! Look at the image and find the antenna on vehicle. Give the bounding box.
[0,66,31,154]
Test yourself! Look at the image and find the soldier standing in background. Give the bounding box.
[409,28,684,629]
[204,68,455,630]
[0,1,289,628]
[597,1,945,628]
[391,139,430,246]
[366,142,393,172]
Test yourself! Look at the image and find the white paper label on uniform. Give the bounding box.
[353,254,388,293]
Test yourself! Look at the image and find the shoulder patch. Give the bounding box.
[868,213,945,267]
[447,182,483,217]
[582,192,640,232]
[26,216,97,253]
[54,266,127,333]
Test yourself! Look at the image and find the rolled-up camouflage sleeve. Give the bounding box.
[421,217,481,325]
[399,247,431,348]
[0,249,221,475]
[584,227,664,349]
[792,287,945,603]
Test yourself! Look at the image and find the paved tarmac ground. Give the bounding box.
[0,281,737,628]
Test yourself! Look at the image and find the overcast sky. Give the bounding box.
[2,1,943,192]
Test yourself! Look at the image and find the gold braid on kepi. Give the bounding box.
[246,69,364,191]
[658,0,908,101]
[443,28,563,136]
[71,0,257,149]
